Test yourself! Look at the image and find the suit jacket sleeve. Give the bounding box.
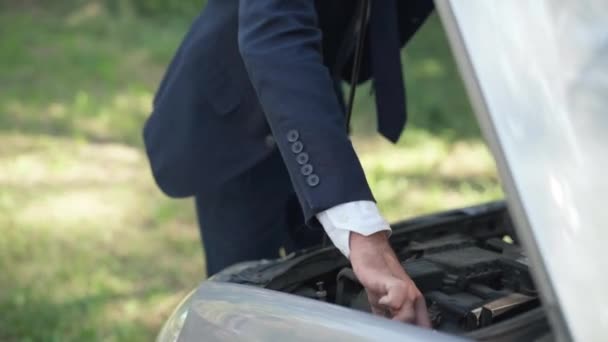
[238,0,375,221]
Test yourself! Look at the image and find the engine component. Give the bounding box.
[401,259,445,292]
[315,281,327,302]
[426,291,484,331]
[477,293,537,326]
[333,235,538,334]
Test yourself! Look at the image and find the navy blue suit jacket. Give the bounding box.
[144,0,433,221]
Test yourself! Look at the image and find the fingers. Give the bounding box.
[377,280,407,309]
[349,243,430,327]
[391,301,416,323]
[376,283,429,326]
[367,292,386,316]
[370,304,386,316]
[415,295,432,328]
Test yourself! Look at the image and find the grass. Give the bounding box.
[0,4,502,341]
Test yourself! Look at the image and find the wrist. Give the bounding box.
[349,231,392,258]
[349,231,407,277]
[350,231,389,246]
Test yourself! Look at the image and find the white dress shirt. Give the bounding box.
[316,201,391,258]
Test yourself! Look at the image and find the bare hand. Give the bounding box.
[349,232,431,327]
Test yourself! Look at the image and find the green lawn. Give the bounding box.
[0,5,502,341]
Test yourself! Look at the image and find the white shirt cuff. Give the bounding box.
[315,201,391,258]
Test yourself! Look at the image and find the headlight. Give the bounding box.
[156,289,196,342]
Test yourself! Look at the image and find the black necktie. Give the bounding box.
[369,0,407,143]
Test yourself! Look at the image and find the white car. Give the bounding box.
[157,1,608,341]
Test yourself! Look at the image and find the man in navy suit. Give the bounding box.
[144,0,433,326]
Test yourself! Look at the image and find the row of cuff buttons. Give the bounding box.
[287,129,319,187]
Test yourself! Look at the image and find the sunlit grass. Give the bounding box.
[0,6,502,342]
[0,133,202,341]
[353,133,501,221]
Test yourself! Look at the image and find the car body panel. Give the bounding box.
[435,1,608,341]
[176,282,468,342]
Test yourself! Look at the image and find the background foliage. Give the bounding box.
[105,0,206,17]
[0,0,207,16]
[0,1,502,341]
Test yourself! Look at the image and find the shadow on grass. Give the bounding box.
[0,7,192,147]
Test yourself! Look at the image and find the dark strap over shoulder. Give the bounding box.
[331,0,370,133]
[344,0,371,132]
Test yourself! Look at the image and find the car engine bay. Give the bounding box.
[333,235,537,333]
[214,202,552,341]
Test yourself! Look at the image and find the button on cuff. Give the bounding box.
[301,164,314,176]
[306,174,320,187]
[287,130,300,142]
[296,152,309,165]
[291,141,304,153]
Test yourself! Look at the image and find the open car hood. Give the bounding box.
[436,1,608,341]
